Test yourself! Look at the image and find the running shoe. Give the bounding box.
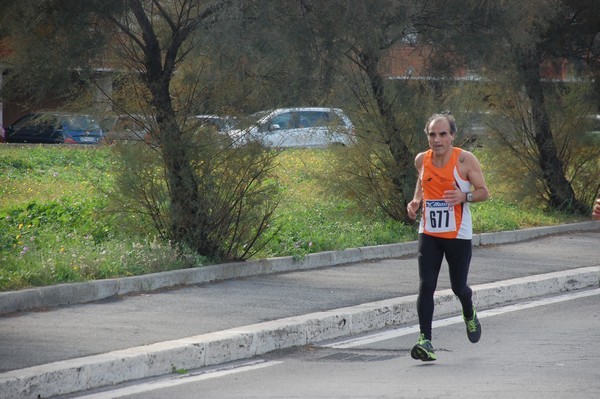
[411,333,437,361]
[463,306,482,343]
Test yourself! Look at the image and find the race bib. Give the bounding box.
[424,199,456,233]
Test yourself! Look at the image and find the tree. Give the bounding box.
[297,0,483,223]
[427,0,600,213]
[0,0,287,261]
[297,0,423,223]
[508,0,598,212]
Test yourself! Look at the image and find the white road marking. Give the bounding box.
[74,360,283,399]
[324,288,600,349]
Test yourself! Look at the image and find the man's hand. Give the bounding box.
[444,182,466,206]
[407,199,421,220]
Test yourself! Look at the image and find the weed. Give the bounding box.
[171,365,188,374]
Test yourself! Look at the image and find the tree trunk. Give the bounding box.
[359,49,416,223]
[130,0,215,256]
[150,76,222,256]
[518,49,586,213]
[149,77,214,255]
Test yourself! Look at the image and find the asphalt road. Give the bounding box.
[69,289,600,399]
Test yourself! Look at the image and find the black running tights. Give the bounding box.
[416,233,473,341]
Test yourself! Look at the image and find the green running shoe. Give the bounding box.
[411,333,437,361]
[463,306,482,343]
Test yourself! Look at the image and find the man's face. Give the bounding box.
[426,118,454,155]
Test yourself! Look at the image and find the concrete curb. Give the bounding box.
[1,266,597,399]
[1,221,598,315]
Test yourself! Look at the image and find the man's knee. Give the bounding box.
[452,285,472,300]
[419,280,437,296]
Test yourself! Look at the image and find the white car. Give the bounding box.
[227,107,355,148]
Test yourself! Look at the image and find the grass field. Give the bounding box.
[0,144,584,291]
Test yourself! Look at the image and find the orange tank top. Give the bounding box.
[418,147,473,239]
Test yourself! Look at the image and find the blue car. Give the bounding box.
[5,113,104,144]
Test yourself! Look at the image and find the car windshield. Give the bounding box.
[63,115,102,132]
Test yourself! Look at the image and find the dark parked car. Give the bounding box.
[5,113,104,144]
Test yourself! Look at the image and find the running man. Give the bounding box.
[406,113,489,361]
